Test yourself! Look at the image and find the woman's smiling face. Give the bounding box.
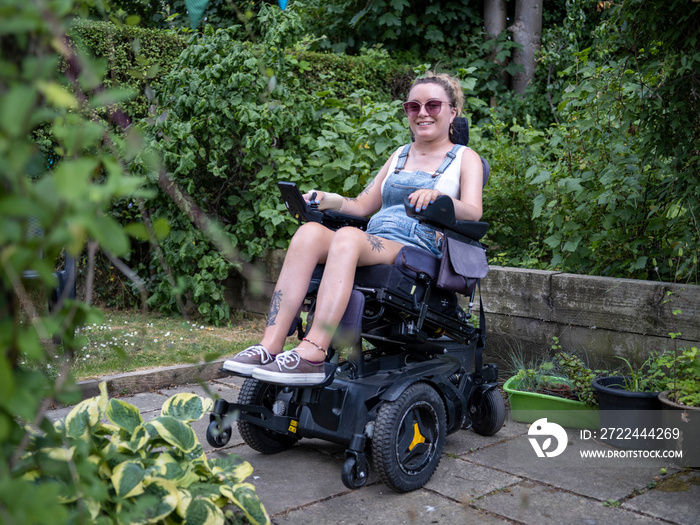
[405,83,456,142]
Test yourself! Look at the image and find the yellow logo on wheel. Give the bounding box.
[409,423,426,450]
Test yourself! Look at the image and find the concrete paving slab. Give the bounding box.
[476,481,669,525]
[622,470,700,525]
[211,443,359,516]
[274,483,512,525]
[46,405,74,422]
[157,380,228,401]
[425,456,521,503]
[466,428,669,501]
[297,438,347,459]
[443,418,527,456]
[117,391,170,415]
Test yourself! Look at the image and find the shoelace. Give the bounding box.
[276,351,301,370]
[241,345,270,362]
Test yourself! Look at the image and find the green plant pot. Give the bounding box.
[658,390,700,468]
[503,375,599,429]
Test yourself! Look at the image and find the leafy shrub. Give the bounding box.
[474,113,550,268]
[135,6,412,323]
[0,0,195,521]
[650,347,700,407]
[19,385,269,524]
[298,0,481,56]
[524,0,700,284]
[67,19,188,123]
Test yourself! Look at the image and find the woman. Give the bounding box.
[224,72,484,385]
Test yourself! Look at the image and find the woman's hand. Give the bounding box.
[303,190,324,205]
[408,189,442,212]
[303,190,343,211]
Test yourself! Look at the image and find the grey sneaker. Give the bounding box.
[223,345,275,376]
[251,350,325,385]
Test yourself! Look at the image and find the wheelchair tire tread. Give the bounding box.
[469,387,506,437]
[371,382,446,493]
[237,378,297,454]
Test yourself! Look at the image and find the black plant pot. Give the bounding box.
[591,376,662,450]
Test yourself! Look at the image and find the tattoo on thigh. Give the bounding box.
[266,290,282,327]
[366,234,384,252]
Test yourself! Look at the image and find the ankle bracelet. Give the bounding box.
[302,337,327,356]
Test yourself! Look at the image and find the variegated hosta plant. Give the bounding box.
[18,383,269,525]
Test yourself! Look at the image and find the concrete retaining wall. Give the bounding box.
[225,250,700,366]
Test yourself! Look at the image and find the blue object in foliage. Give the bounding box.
[185,0,210,30]
[278,0,288,9]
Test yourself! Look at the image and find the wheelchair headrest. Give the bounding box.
[450,117,490,188]
[449,117,469,146]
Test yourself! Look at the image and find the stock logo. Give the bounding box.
[528,418,568,458]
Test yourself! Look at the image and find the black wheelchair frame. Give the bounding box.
[206,175,506,493]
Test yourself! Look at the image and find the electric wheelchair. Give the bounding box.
[206,119,506,493]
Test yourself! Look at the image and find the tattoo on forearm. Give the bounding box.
[266,290,282,327]
[366,234,384,252]
[359,177,376,197]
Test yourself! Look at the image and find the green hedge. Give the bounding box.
[66,18,412,124]
[67,20,189,123]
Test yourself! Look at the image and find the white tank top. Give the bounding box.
[381,144,467,199]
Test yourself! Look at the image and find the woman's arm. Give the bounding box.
[453,148,483,221]
[304,152,395,217]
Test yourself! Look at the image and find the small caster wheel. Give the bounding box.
[341,455,369,489]
[206,419,232,447]
[469,386,506,437]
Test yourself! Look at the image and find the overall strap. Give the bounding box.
[393,144,412,173]
[433,144,463,177]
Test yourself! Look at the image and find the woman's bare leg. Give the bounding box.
[258,222,335,353]
[293,228,403,362]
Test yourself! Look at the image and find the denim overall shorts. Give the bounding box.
[365,143,462,258]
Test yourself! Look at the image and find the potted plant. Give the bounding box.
[502,345,600,430]
[590,355,665,450]
[591,356,663,450]
[653,346,700,467]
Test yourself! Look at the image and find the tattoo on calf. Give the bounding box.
[366,234,385,252]
[266,290,282,327]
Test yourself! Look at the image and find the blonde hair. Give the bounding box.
[410,72,465,116]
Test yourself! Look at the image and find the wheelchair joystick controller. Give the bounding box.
[309,191,319,211]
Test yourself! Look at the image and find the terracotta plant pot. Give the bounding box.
[658,390,700,468]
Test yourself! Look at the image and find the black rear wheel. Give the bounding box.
[237,378,298,454]
[371,383,446,493]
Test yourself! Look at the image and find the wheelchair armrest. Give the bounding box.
[404,195,489,241]
[319,210,369,231]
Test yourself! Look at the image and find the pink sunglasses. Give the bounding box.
[402,99,452,117]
